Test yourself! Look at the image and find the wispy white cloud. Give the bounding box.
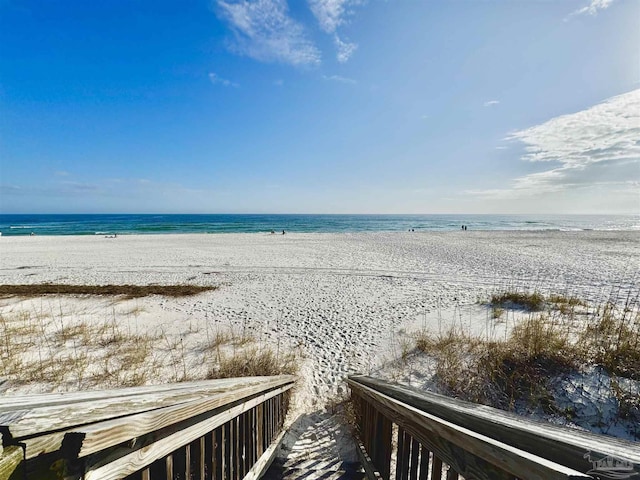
[307,0,362,62]
[483,100,500,107]
[566,0,616,20]
[473,89,640,198]
[208,72,239,87]
[216,0,321,66]
[334,34,357,63]
[308,0,355,33]
[323,74,356,84]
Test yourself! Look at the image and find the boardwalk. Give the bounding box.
[1,375,639,480]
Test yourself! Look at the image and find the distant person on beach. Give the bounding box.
[282,230,286,235]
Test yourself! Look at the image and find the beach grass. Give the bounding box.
[412,290,640,437]
[0,283,217,298]
[0,297,299,391]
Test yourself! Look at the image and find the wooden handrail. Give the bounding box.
[0,375,295,480]
[348,375,640,480]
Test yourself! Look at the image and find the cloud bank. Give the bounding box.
[477,89,640,199]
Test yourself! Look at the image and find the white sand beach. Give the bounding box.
[1,230,637,403]
[1,229,639,461]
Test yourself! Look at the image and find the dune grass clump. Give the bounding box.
[490,291,545,311]
[0,297,299,392]
[415,317,578,409]
[0,305,167,390]
[207,347,299,379]
[0,283,216,299]
[413,292,640,419]
[582,300,640,380]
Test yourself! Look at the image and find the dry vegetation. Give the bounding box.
[412,290,640,437]
[0,283,217,298]
[0,297,299,392]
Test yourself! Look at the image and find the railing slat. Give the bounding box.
[0,445,22,480]
[349,379,592,480]
[418,445,429,480]
[80,385,291,480]
[349,375,639,474]
[409,437,419,480]
[61,376,293,460]
[432,456,443,480]
[1,377,287,441]
[165,453,173,480]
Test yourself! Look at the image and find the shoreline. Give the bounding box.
[1,228,640,240]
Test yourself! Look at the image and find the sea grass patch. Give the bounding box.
[0,283,216,298]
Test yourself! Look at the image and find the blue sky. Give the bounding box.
[1,0,638,214]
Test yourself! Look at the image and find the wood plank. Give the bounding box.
[200,436,206,480]
[418,445,429,480]
[166,453,173,480]
[82,387,291,480]
[1,376,295,441]
[0,446,22,480]
[350,383,591,480]
[0,377,287,412]
[19,431,66,460]
[16,379,289,459]
[64,377,293,458]
[409,437,419,480]
[214,427,222,480]
[256,404,263,458]
[349,376,640,473]
[431,456,443,480]
[395,427,410,480]
[186,443,192,479]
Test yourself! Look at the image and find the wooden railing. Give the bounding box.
[347,375,640,480]
[0,375,295,480]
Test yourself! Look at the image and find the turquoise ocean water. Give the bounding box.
[0,214,638,236]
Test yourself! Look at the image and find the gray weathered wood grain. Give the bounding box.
[349,380,591,480]
[349,375,639,474]
[0,446,22,480]
[1,376,293,440]
[64,376,293,458]
[82,385,292,480]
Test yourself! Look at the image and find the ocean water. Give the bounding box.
[0,214,640,236]
[0,214,637,236]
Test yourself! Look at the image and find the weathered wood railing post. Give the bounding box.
[0,375,295,480]
[347,375,640,480]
